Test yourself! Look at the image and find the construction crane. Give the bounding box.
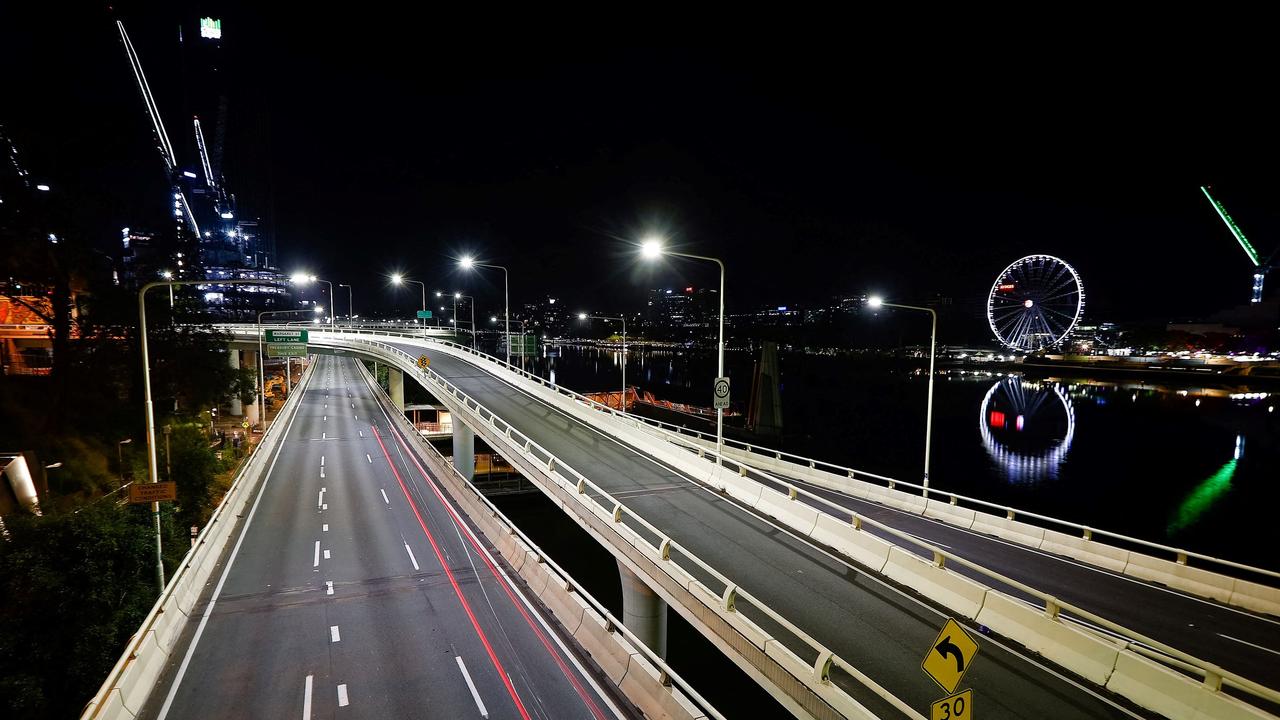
[1200,185,1277,303]
[193,116,233,219]
[116,20,201,240]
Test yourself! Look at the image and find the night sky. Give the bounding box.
[6,5,1280,329]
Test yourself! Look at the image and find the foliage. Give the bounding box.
[0,506,157,719]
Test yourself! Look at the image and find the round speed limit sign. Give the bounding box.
[713,376,730,409]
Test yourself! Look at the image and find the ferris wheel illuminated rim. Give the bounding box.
[987,255,1084,353]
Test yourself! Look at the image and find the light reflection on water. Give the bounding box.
[978,377,1076,484]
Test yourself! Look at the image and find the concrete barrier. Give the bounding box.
[1105,650,1274,720]
[1123,553,1234,604]
[808,513,893,573]
[573,610,634,684]
[1230,578,1280,618]
[882,546,988,620]
[620,651,710,720]
[975,592,1122,686]
[1038,528,1129,573]
[923,499,977,530]
[968,512,1046,547]
[754,491,820,536]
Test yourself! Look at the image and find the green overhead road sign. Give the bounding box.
[267,342,308,358]
[266,329,309,343]
[417,310,433,319]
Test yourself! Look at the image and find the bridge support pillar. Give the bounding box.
[388,367,405,412]
[618,561,667,658]
[228,350,243,416]
[244,351,260,427]
[452,422,475,482]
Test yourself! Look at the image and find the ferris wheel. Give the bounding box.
[987,255,1084,353]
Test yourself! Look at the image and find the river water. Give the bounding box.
[490,344,1278,718]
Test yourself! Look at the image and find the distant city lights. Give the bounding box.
[36,184,50,191]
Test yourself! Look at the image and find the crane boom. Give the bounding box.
[1201,185,1262,266]
[194,118,216,193]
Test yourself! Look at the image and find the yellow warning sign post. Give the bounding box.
[416,354,431,369]
[930,689,972,720]
[921,617,979,694]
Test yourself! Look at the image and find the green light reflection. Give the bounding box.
[1167,459,1236,534]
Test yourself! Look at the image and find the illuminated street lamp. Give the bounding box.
[290,273,334,326]
[338,283,354,324]
[459,256,511,364]
[578,312,628,412]
[868,295,938,497]
[391,274,429,329]
[137,277,281,591]
[640,236,727,462]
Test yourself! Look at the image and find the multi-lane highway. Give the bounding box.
[146,356,626,720]
[382,341,1154,720]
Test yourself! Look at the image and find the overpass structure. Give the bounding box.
[88,324,1280,720]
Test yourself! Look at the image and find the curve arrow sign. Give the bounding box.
[935,636,966,673]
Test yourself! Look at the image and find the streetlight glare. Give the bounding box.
[391,273,404,284]
[578,312,588,320]
[290,273,310,284]
[459,256,475,269]
[868,296,884,308]
[640,237,664,259]
[454,292,461,300]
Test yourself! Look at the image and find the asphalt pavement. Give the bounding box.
[144,356,627,720]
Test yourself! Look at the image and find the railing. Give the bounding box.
[351,353,726,720]
[283,324,1280,585]
[223,325,1280,713]
[270,329,923,720]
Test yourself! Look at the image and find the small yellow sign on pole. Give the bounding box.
[921,617,979,694]
[416,354,431,369]
[930,689,972,720]
[128,481,177,504]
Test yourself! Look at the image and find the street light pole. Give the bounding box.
[579,313,627,411]
[460,258,510,365]
[868,297,938,497]
[140,278,276,592]
[392,275,428,331]
[641,239,726,463]
[338,283,353,325]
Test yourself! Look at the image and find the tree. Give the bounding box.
[0,507,156,719]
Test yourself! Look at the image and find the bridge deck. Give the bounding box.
[391,341,1151,720]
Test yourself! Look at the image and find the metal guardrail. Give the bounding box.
[350,353,727,720]
[227,325,1280,713]
[273,324,1280,584]
[227,327,922,720]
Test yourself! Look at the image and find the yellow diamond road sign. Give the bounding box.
[921,618,979,694]
[930,689,972,720]
[416,354,431,369]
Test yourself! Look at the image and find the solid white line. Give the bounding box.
[324,549,331,560]
[330,625,341,643]
[366,454,372,464]
[322,524,329,532]
[337,683,349,707]
[313,541,320,567]
[380,488,390,505]
[302,675,313,719]
[405,543,420,570]
[1217,633,1280,656]
[455,657,488,719]
[156,368,310,720]
[326,581,334,595]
